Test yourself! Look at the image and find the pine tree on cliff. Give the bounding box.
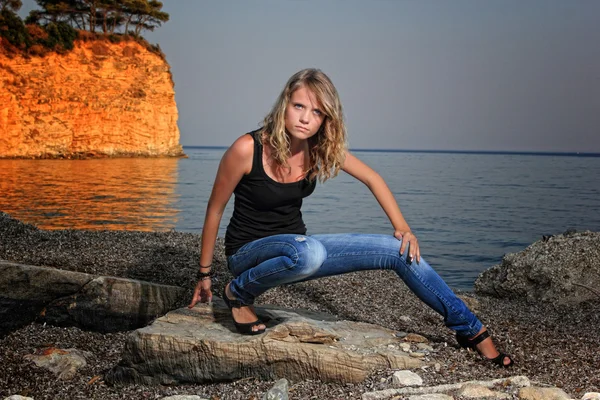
[0,0,28,48]
[0,0,22,12]
[28,0,168,35]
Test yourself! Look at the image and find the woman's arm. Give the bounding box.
[189,134,254,307]
[341,151,420,262]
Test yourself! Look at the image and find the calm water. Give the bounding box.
[1,148,599,289]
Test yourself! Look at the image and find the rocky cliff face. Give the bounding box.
[0,40,183,158]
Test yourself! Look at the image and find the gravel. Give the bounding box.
[1,212,599,399]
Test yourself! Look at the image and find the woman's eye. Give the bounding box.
[313,110,322,116]
[294,104,303,109]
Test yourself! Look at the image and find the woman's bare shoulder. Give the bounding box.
[220,133,255,175]
[228,133,254,156]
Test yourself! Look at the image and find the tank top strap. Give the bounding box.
[247,129,263,177]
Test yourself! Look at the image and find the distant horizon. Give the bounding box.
[183,145,600,157]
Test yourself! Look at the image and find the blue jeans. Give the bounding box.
[227,233,483,337]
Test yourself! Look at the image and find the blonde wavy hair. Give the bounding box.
[261,68,347,182]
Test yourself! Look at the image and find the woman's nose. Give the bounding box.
[299,110,310,123]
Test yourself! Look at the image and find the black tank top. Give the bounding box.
[224,130,317,256]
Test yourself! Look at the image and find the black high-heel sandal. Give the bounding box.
[222,285,266,335]
[456,330,514,367]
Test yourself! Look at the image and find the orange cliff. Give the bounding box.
[0,40,184,158]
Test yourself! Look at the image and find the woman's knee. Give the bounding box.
[290,235,326,276]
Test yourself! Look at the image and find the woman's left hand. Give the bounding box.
[394,230,420,263]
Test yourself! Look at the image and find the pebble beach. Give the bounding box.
[1,212,599,399]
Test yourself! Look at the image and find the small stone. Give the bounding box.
[409,352,426,358]
[23,347,89,380]
[457,383,510,399]
[399,315,412,322]
[416,343,433,351]
[380,377,387,383]
[404,333,428,343]
[519,386,571,400]
[582,394,600,400]
[409,394,454,400]
[387,344,397,349]
[395,331,408,338]
[262,378,289,400]
[400,343,412,352]
[3,396,35,400]
[160,396,209,400]
[391,370,423,387]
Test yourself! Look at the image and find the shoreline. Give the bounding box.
[1,213,599,399]
[0,151,187,160]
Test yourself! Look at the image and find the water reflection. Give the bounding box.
[0,158,180,231]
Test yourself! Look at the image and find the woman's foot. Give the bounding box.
[457,327,514,367]
[223,283,266,335]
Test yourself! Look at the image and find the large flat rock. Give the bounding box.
[106,300,425,385]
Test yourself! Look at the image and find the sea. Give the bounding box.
[1,147,599,290]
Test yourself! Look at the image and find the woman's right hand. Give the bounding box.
[188,278,213,308]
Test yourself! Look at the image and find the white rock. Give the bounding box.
[160,396,208,400]
[434,363,441,372]
[4,396,35,400]
[582,394,600,400]
[400,343,412,352]
[457,383,510,399]
[400,315,412,322]
[392,370,423,387]
[409,394,454,400]
[519,386,571,400]
[262,378,289,400]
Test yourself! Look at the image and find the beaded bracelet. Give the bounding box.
[196,265,212,281]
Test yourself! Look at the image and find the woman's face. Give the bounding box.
[284,86,325,141]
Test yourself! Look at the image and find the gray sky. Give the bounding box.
[20,0,600,152]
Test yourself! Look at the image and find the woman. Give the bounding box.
[188,68,513,367]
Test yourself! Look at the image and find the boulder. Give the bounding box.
[0,261,185,335]
[44,275,186,332]
[0,261,92,336]
[475,231,600,305]
[106,300,424,385]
